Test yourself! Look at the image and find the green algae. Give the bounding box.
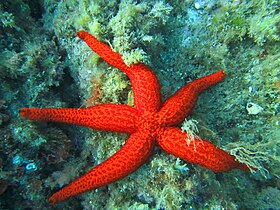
[0,0,279,209]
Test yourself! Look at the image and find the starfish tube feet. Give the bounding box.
[158,128,250,172]
[49,132,155,204]
[20,104,139,133]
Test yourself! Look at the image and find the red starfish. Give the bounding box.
[19,31,250,204]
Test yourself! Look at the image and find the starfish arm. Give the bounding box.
[157,127,250,172]
[158,70,226,126]
[128,63,161,114]
[19,104,139,134]
[77,30,130,72]
[77,30,161,114]
[49,131,155,204]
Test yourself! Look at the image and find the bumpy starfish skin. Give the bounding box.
[19,31,250,204]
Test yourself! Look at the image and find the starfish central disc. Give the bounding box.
[138,113,163,138]
[19,30,252,204]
